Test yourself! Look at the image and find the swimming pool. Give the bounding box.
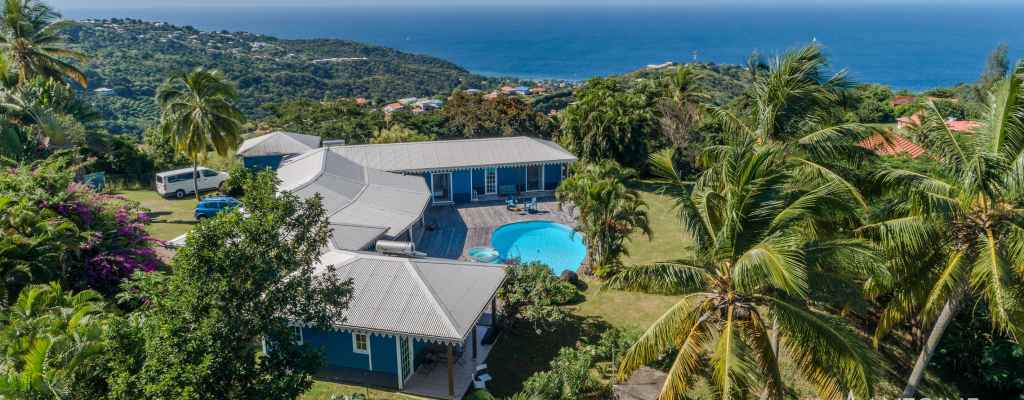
[490,221,587,274]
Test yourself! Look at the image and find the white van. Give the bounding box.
[155,167,229,198]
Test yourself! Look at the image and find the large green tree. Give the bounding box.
[556,160,651,277]
[866,62,1024,397]
[106,172,353,399]
[607,140,878,400]
[156,68,244,200]
[559,78,658,168]
[0,0,86,87]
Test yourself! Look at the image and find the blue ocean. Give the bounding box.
[65,4,1024,90]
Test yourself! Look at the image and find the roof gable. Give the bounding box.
[329,136,577,173]
[317,251,506,341]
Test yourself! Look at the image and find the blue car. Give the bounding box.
[194,196,241,220]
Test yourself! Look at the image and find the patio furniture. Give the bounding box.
[525,197,538,213]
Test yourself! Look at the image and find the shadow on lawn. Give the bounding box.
[485,314,612,397]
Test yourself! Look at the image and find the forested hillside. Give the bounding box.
[66,18,499,134]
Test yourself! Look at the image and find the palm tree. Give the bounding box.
[0,0,87,87]
[866,62,1024,397]
[607,140,878,400]
[556,160,651,277]
[157,68,244,200]
[712,44,874,209]
[657,66,711,169]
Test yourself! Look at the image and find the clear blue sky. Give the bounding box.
[52,0,1017,9]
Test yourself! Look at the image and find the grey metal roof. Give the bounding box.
[276,149,430,249]
[237,131,321,157]
[314,250,506,342]
[329,136,577,173]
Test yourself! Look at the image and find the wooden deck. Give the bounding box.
[417,198,576,260]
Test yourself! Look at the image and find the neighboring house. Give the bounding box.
[946,119,981,133]
[355,97,368,105]
[896,113,922,129]
[529,85,547,94]
[329,137,578,205]
[511,86,530,95]
[463,88,482,94]
[415,99,444,110]
[297,249,505,399]
[398,97,419,105]
[277,148,431,250]
[858,132,927,159]
[499,85,515,94]
[383,102,404,113]
[483,92,499,100]
[890,95,915,107]
[237,131,322,170]
[93,87,115,96]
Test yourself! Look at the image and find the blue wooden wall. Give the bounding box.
[301,328,399,374]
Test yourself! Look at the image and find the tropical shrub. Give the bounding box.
[0,283,111,400]
[0,155,161,301]
[498,262,580,334]
[512,347,611,400]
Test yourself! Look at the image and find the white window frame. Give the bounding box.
[353,332,370,355]
[484,167,497,194]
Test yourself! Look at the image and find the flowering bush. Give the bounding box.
[0,154,162,299]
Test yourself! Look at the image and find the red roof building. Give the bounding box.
[897,114,922,129]
[945,120,981,133]
[382,102,403,113]
[858,132,926,159]
[355,97,368,105]
[891,95,916,107]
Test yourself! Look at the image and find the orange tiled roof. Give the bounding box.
[946,120,981,133]
[891,95,915,106]
[858,133,926,159]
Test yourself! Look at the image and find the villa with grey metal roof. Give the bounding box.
[268,136,576,398]
[330,136,577,205]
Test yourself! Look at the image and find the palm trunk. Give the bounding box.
[902,298,960,398]
[192,160,200,201]
[759,319,781,400]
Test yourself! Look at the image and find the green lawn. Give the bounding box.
[301,381,424,400]
[117,189,198,241]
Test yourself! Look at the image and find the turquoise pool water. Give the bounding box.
[491,221,587,274]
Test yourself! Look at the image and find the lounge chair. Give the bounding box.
[525,197,538,213]
[506,197,517,210]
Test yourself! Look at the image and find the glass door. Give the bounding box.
[485,168,497,194]
[526,165,542,191]
[431,172,452,203]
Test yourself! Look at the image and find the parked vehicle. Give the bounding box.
[194,196,241,220]
[155,167,229,198]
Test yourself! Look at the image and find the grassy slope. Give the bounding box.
[118,189,197,241]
